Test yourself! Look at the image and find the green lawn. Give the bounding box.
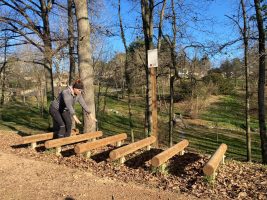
[0,92,263,162]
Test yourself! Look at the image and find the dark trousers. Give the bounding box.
[49,106,72,138]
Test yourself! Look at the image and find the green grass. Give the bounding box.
[0,92,263,162]
[173,94,262,162]
[0,101,50,135]
[201,95,258,130]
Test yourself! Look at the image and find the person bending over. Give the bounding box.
[49,79,97,138]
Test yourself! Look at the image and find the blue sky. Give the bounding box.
[103,0,244,68]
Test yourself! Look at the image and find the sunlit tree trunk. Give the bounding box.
[141,0,156,145]
[0,36,7,106]
[118,0,134,142]
[74,0,96,132]
[68,0,75,85]
[40,0,54,100]
[241,0,251,162]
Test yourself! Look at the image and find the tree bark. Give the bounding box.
[68,0,76,85]
[141,0,156,144]
[40,0,54,100]
[241,0,251,162]
[254,0,267,164]
[74,0,96,133]
[118,0,134,142]
[0,36,8,106]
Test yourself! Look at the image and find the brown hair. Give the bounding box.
[73,79,84,90]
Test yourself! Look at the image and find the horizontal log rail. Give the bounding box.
[19,129,79,149]
[74,133,127,155]
[203,143,227,178]
[109,136,156,163]
[45,131,102,149]
[151,139,189,167]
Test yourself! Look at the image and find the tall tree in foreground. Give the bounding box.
[68,0,76,85]
[74,0,96,132]
[253,0,267,164]
[240,0,251,162]
[118,0,134,142]
[0,33,8,106]
[141,0,158,146]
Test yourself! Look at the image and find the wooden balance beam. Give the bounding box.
[203,143,227,180]
[109,136,156,164]
[151,139,189,170]
[19,129,79,149]
[74,133,127,158]
[45,131,103,156]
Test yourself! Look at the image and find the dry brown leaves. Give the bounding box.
[1,132,266,200]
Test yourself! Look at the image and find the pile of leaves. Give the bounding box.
[1,131,266,200]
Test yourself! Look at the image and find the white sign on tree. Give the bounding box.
[148,49,158,68]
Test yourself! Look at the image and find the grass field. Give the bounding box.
[0,91,263,162]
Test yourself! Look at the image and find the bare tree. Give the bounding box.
[253,0,267,164]
[68,0,76,85]
[118,0,134,142]
[140,0,156,144]
[74,0,96,132]
[0,0,69,100]
[240,0,251,162]
[0,33,8,106]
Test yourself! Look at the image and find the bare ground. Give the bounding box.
[0,152,192,200]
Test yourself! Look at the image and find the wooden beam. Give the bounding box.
[203,143,228,176]
[44,131,103,149]
[19,129,79,145]
[151,139,189,167]
[74,133,127,154]
[109,136,156,161]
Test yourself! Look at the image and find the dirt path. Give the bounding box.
[0,151,195,200]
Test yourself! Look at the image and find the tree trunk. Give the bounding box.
[169,75,175,147]
[96,80,101,118]
[168,0,177,146]
[0,67,6,106]
[141,0,156,144]
[102,86,109,113]
[68,0,76,85]
[241,0,251,162]
[254,0,267,164]
[74,0,96,133]
[40,0,54,100]
[118,0,134,142]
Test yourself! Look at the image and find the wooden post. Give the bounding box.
[30,142,37,149]
[56,146,62,156]
[85,151,91,158]
[116,141,122,147]
[179,150,185,156]
[119,156,126,164]
[151,67,158,147]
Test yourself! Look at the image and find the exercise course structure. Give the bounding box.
[45,131,103,156]
[151,139,189,171]
[109,136,156,164]
[203,143,227,179]
[74,133,127,158]
[19,129,79,149]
